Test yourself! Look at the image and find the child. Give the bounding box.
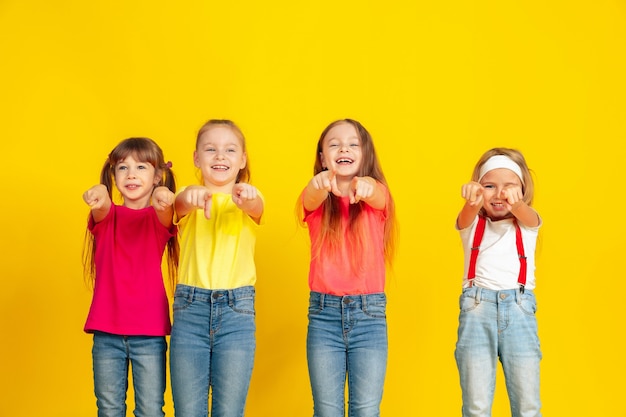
[82,137,178,417]
[454,148,542,417]
[169,119,264,417]
[299,119,397,417]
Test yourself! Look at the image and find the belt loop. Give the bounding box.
[319,293,324,309]
[228,290,234,308]
[475,287,482,305]
[188,286,194,303]
[361,294,367,310]
[515,287,522,305]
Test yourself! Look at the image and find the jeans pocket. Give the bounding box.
[518,294,537,316]
[172,294,192,312]
[363,301,387,318]
[231,295,255,316]
[459,291,479,313]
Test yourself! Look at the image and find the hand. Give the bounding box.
[502,186,524,211]
[83,184,108,209]
[181,185,213,219]
[349,176,376,204]
[310,170,341,197]
[461,181,484,207]
[232,183,258,207]
[152,186,175,211]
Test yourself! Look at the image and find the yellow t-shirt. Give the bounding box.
[176,192,262,289]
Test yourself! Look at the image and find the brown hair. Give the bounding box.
[82,137,179,292]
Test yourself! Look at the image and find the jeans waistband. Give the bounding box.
[175,284,255,303]
[309,291,386,309]
[463,286,533,304]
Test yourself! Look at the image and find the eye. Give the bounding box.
[227,148,236,153]
[483,184,495,189]
[116,165,128,171]
[350,143,359,147]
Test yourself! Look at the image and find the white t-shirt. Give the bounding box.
[458,216,541,290]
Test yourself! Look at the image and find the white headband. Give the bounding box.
[478,155,524,184]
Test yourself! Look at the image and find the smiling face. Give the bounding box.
[319,122,362,180]
[479,168,523,220]
[113,154,159,208]
[194,125,247,192]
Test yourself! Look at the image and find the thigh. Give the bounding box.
[210,295,256,417]
[128,336,166,417]
[501,294,542,417]
[454,291,499,417]
[345,303,388,417]
[307,303,347,417]
[170,298,212,417]
[92,332,128,417]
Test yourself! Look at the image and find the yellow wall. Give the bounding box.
[1,1,624,415]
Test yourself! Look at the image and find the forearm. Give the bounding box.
[510,202,540,227]
[302,185,329,212]
[457,202,481,229]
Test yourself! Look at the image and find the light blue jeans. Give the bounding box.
[169,284,256,417]
[307,291,388,417]
[455,287,542,417]
[92,332,166,417]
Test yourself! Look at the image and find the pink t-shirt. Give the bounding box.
[84,204,175,336]
[304,195,388,296]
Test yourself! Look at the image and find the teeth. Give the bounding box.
[212,165,229,170]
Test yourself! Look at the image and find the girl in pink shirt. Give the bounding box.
[82,137,178,417]
[299,119,397,417]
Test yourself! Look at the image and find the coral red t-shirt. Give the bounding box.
[304,195,388,296]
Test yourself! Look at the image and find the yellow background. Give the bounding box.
[1,1,625,416]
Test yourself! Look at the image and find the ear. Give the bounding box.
[319,152,326,169]
[193,150,200,168]
[154,169,162,186]
[240,152,247,170]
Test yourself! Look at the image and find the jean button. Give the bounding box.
[212,292,220,300]
[499,293,507,300]
[343,297,352,304]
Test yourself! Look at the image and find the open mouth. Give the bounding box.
[211,165,229,171]
[336,158,354,165]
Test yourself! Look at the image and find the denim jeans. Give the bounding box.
[169,284,256,417]
[92,332,166,417]
[307,291,388,417]
[455,287,542,417]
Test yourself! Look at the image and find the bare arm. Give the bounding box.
[83,184,112,223]
[350,176,387,210]
[175,185,212,219]
[232,183,264,224]
[151,186,175,227]
[303,170,339,212]
[457,181,484,229]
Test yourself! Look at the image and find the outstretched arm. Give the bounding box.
[152,186,175,227]
[503,187,540,227]
[457,181,484,229]
[349,176,386,210]
[83,184,112,223]
[232,183,264,224]
[303,170,340,212]
[175,185,213,219]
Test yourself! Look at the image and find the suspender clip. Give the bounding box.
[519,284,525,294]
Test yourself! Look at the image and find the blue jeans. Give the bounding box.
[92,332,166,417]
[307,291,388,417]
[455,287,542,417]
[170,284,256,417]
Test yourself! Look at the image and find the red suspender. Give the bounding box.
[514,219,527,288]
[467,216,486,283]
[467,216,527,291]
